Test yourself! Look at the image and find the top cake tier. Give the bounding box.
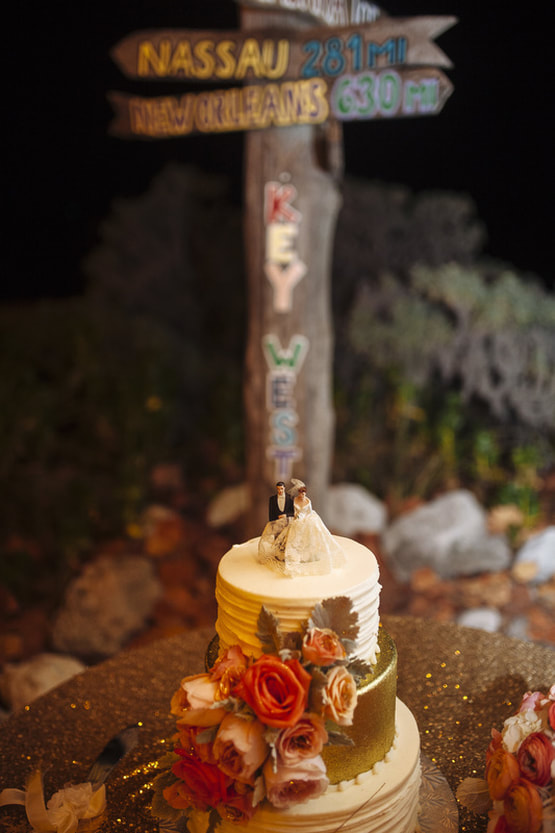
[215,535,382,663]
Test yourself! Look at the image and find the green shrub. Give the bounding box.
[0,299,190,598]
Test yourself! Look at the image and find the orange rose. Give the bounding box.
[302,628,347,666]
[322,665,358,726]
[218,782,257,823]
[517,731,555,786]
[171,754,231,811]
[503,779,543,833]
[486,748,520,800]
[486,728,503,766]
[275,713,328,765]
[233,654,311,729]
[486,811,510,833]
[175,724,216,764]
[163,780,194,811]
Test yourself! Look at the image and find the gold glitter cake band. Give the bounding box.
[323,627,397,784]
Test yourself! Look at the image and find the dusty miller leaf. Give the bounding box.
[256,606,281,654]
[150,770,183,822]
[326,729,355,747]
[347,658,374,682]
[455,778,492,813]
[309,597,359,643]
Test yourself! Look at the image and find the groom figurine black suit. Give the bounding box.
[268,481,294,522]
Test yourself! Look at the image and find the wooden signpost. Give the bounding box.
[109,4,456,533]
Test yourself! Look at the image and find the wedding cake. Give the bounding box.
[152,498,421,833]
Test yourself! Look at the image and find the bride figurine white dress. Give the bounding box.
[258,480,345,577]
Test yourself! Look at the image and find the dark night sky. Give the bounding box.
[6,0,553,300]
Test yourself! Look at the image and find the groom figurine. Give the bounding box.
[268,481,294,522]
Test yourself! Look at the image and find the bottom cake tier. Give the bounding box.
[185,698,421,833]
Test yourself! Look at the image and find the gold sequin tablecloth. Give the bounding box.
[1,616,553,833]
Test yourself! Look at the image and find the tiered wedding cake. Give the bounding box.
[152,496,421,833]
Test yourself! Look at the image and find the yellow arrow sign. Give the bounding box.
[110,17,457,83]
[108,66,453,140]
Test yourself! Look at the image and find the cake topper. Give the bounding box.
[258,480,344,577]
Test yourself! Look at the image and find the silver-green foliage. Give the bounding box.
[350,263,555,429]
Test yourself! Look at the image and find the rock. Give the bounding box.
[504,616,530,642]
[51,555,162,658]
[326,484,387,535]
[206,484,250,527]
[457,607,503,633]
[512,527,555,584]
[450,535,511,577]
[382,490,511,580]
[0,653,86,711]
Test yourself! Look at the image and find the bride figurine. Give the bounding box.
[258,479,345,577]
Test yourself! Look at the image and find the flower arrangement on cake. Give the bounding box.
[151,597,372,831]
[456,685,555,833]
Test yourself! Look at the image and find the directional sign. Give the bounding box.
[111,17,456,83]
[108,66,453,139]
[235,0,382,27]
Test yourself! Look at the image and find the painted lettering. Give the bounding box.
[264,183,302,224]
[137,37,289,81]
[264,260,307,312]
[262,335,309,372]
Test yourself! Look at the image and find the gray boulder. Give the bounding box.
[52,555,162,657]
[0,653,86,711]
[206,484,250,527]
[513,527,555,584]
[382,489,511,580]
[457,607,503,634]
[326,484,387,535]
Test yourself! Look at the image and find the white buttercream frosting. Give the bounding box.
[215,535,382,663]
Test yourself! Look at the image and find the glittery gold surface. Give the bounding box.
[323,627,397,783]
[1,617,553,833]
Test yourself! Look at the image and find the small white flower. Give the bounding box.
[502,708,542,753]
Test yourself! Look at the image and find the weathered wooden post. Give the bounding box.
[109,4,456,532]
[241,6,344,534]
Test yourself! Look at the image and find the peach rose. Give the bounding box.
[486,748,520,800]
[233,654,311,729]
[171,754,231,811]
[517,731,555,786]
[302,628,347,666]
[211,645,250,699]
[172,673,227,727]
[213,714,269,784]
[503,780,543,833]
[548,701,555,732]
[322,666,358,726]
[275,713,328,765]
[263,755,329,809]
